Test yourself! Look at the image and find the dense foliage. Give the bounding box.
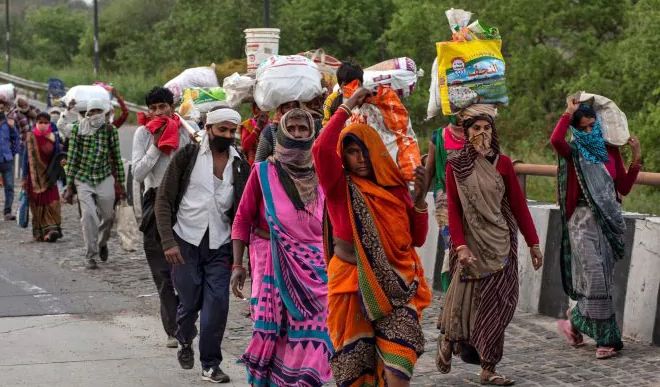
[2,0,658,212]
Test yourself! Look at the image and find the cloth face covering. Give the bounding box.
[210,135,232,152]
[468,131,492,156]
[570,120,609,164]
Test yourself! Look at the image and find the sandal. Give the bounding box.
[436,335,452,374]
[557,320,584,347]
[596,347,618,360]
[480,374,515,386]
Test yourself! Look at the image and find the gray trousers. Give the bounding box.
[75,175,115,259]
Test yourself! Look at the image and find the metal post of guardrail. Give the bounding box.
[4,0,9,73]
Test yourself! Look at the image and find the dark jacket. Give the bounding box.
[155,143,249,251]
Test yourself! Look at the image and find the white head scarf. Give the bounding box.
[205,108,241,126]
[79,98,110,136]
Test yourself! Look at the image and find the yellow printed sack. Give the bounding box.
[436,39,508,115]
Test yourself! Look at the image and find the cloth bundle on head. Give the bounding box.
[272,108,318,211]
[456,103,498,123]
[145,113,182,155]
[205,108,241,126]
[78,98,110,136]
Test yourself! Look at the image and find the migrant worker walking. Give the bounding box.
[322,60,364,126]
[254,100,300,163]
[0,99,20,221]
[239,101,269,166]
[62,98,125,270]
[552,98,642,359]
[313,87,432,387]
[436,105,543,386]
[22,112,65,242]
[155,108,249,383]
[132,87,191,349]
[231,108,333,386]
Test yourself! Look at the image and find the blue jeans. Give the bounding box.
[173,231,231,369]
[0,160,14,215]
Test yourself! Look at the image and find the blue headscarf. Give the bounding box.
[571,119,609,164]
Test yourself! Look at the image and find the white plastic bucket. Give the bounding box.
[244,28,280,72]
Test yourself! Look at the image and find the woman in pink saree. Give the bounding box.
[230,108,332,387]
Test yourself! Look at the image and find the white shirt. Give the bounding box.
[173,133,236,249]
[131,125,191,190]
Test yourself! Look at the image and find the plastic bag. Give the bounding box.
[62,85,112,113]
[165,64,219,102]
[116,199,140,252]
[17,189,29,228]
[344,81,421,182]
[254,55,322,112]
[576,92,630,146]
[178,87,228,118]
[427,58,441,119]
[223,72,256,108]
[0,84,16,103]
[363,57,422,98]
[299,49,341,90]
[436,39,508,115]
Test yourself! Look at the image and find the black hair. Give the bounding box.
[336,60,364,86]
[145,87,174,106]
[571,104,597,128]
[36,112,51,122]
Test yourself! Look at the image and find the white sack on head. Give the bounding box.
[254,55,322,112]
[576,91,630,146]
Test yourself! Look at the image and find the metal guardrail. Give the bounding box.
[0,70,148,112]
[512,162,660,196]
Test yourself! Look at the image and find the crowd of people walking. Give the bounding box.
[0,58,644,386]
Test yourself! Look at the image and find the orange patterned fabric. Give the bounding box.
[326,123,431,386]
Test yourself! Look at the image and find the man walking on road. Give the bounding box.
[132,87,190,349]
[63,99,125,270]
[155,108,249,383]
[0,100,20,221]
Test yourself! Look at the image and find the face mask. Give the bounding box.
[50,114,60,123]
[469,131,492,155]
[210,136,232,152]
[36,123,49,132]
[19,107,29,114]
[87,114,106,130]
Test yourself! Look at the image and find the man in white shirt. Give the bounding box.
[132,87,191,349]
[154,108,249,384]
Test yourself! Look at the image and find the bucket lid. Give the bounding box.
[244,28,280,34]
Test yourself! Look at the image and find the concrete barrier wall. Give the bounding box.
[418,195,660,345]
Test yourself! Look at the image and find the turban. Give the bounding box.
[206,108,241,126]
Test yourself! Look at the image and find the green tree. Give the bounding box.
[276,0,393,64]
[20,5,89,66]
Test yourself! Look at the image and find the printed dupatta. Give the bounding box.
[558,144,626,300]
[258,161,328,321]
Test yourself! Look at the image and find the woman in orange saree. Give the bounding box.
[313,90,431,387]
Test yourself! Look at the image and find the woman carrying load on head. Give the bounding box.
[552,98,641,360]
[436,105,543,386]
[230,108,333,387]
[312,86,432,387]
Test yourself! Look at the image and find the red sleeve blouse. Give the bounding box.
[446,155,540,248]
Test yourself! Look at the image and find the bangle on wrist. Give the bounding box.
[338,104,352,115]
[232,264,245,271]
[456,245,468,252]
[414,203,428,213]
